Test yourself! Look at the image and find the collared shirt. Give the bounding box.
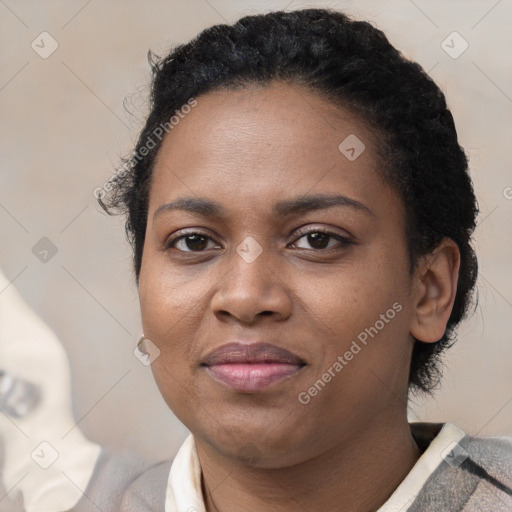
[4,421,512,510]
[162,423,465,511]
[114,421,512,511]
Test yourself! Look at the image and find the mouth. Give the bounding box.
[201,342,306,392]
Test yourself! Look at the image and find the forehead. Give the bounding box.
[149,82,388,217]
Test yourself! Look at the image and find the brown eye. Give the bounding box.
[291,229,352,251]
[166,232,218,252]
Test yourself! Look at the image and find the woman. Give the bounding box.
[88,7,511,511]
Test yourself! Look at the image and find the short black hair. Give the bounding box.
[98,8,478,394]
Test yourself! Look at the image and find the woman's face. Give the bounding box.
[138,81,417,467]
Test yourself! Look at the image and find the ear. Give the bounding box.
[410,238,460,343]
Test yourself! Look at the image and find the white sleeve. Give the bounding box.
[0,268,101,512]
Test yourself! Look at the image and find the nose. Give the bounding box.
[210,244,292,325]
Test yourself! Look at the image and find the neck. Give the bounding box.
[197,415,421,512]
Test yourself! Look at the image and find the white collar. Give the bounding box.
[165,434,206,512]
[164,423,466,512]
[376,422,466,511]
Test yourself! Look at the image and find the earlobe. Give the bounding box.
[410,238,460,343]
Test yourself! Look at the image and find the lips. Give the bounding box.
[201,342,306,392]
[202,342,305,366]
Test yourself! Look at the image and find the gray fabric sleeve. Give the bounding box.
[408,435,512,512]
[70,449,164,512]
[118,461,173,511]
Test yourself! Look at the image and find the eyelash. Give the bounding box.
[165,227,353,253]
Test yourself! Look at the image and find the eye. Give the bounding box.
[165,227,353,254]
[165,231,220,252]
[290,228,353,251]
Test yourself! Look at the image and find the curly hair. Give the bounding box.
[98,8,478,394]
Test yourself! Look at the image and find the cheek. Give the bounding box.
[139,252,199,339]
[138,254,213,391]
[298,274,411,418]
[300,260,405,333]
[139,264,201,416]
[301,254,412,373]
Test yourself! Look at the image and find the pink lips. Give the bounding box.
[201,342,306,392]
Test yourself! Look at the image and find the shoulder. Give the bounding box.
[462,433,512,496]
[71,448,171,512]
[464,432,512,471]
[118,459,173,511]
[409,425,512,511]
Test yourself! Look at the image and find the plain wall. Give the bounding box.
[1,0,511,462]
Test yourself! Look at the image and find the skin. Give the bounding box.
[138,81,460,511]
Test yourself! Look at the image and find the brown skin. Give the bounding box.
[138,82,460,511]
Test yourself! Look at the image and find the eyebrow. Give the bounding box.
[153,193,374,221]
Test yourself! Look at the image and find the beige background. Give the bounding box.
[0,0,511,463]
